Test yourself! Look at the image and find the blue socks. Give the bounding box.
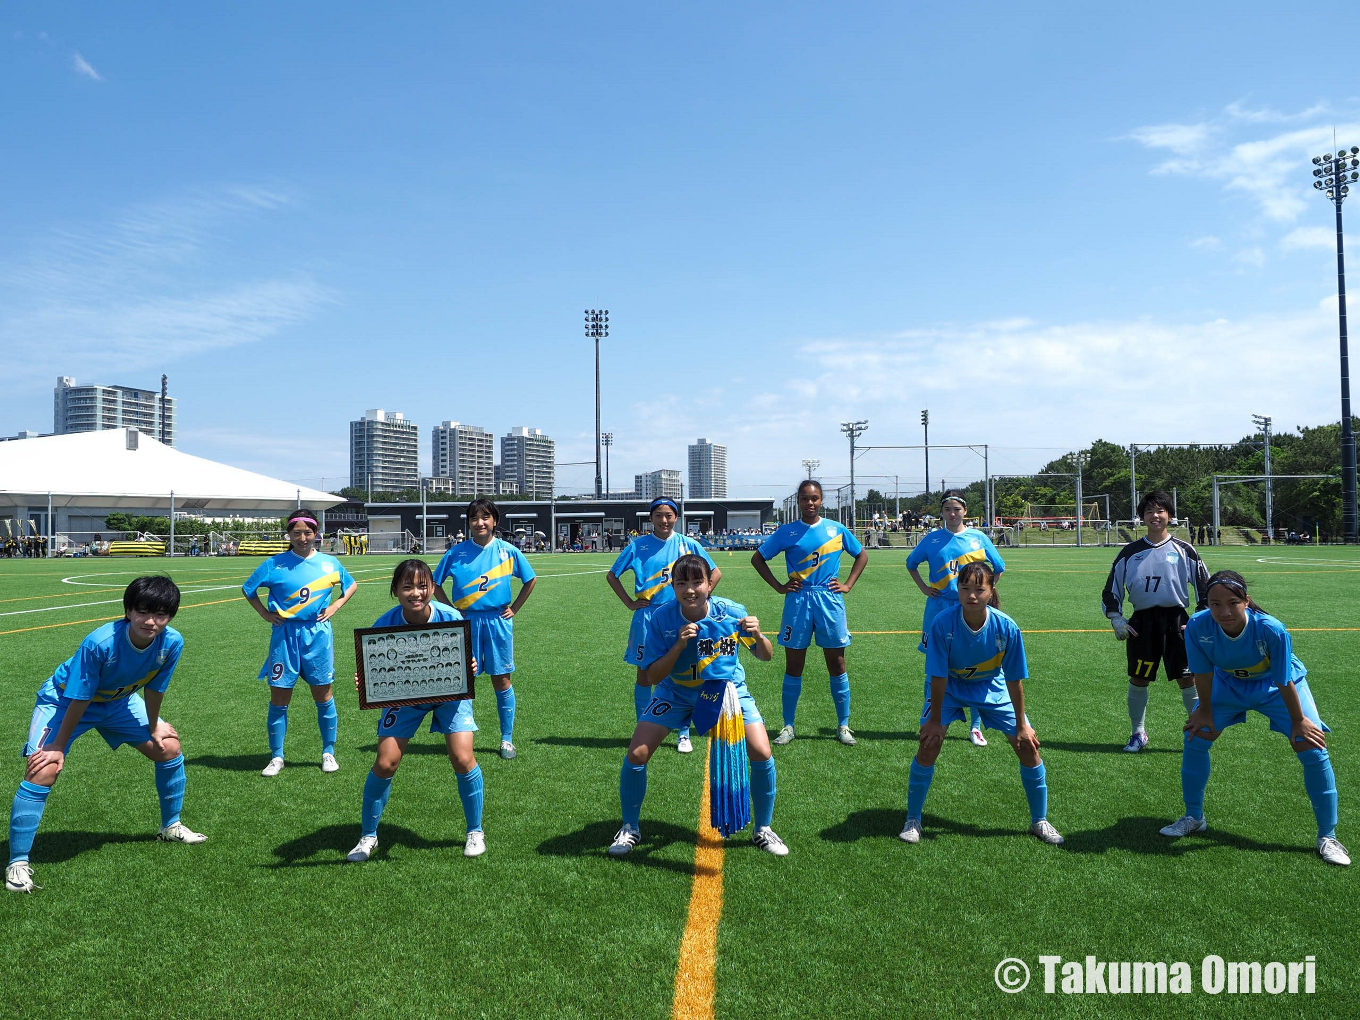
[456,765,484,834]
[361,769,393,838]
[315,698,338,756]
[1181,733,1213,819]
[829,673,851,728]
[620,761,647,828]
[8,781,51,864]
[495,686,516,743]
[781,674,803,727]
[1299,747,1338,839]
[267,703,288,758]
[750,756,777,828]
[906,759,934,819]
[634,684,651,721]
[154,754,186,828]
[1019,762,1048,824]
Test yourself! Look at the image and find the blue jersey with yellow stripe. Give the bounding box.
[610,533,714,607]
[48,619,183,702]
[433,539,534,611]
[906,527,1005,600]
[1184,607,1306,688]
[925,605,1028,694]
[644,597,758,688]
[756,517,864,588]
[242,551,356,621]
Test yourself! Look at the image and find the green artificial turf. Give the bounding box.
[1,546,1356,1018]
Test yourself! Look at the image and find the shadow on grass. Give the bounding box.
[534,736,632,750]
[1060,815,1313,857]
[820,809,1017,842]
[536,819,700,875]
[265,823,463,869]
[1039,739,1180,756]
[186,753,274,772]
[1,831,156,864]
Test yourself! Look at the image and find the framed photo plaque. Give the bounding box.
[353,619,475,710]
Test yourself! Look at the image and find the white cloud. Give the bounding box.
[72,52,101,81]
[1281,226,1334,252]
[1128,104,1360,225]
[0,186,329,389]
[1233,246,1266,268]
[1190,235,1222,250]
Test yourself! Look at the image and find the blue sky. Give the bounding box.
[3,4,1358,499]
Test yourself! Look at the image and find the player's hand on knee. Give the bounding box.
[1292,718,1327,751]
[26,748,64,782]
[919,720,945,752]
[1013,725,1040,756]
[1184,707,1218,740]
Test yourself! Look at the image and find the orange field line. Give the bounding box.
[671,749,724,1020]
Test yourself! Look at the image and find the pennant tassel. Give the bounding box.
[707,681,751,837]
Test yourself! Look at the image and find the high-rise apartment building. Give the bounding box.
[500,427,555,498]
[54,377,176,446]
[687,438,727,498]
[431,421,494,495]
[350,409,419,492]
[634,469,682,500]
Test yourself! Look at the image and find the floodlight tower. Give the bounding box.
[601,431,614,495]
[1311,145,1360,541]
[1252,413,1273,542]
[585,309,609,500]
[801,458,820,480]
[840,420,869,530]
[921,410,930,500]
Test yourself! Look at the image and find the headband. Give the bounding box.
[1207,577,1248,598]
[940,495,967,510]
[288,516,319,529]
[650,498,680,513]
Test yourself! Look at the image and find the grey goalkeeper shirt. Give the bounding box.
[1101,537,1209,618]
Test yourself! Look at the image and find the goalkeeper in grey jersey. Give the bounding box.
[1101,490,1210,753]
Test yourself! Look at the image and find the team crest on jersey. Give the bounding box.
[1256,640,1269,657]
[158,649,169,665]
[1165,551,1179,563]
[969,539,981,551]
[995,635,1007,652]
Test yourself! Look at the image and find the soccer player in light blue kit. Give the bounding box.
[609,554,787,857]
[907,491,1006,747]
[433,498,537,760]
[607,498,719,754]
[346,559,486,861]
[242,508,358,777]
[1159,570,1348,866]
[6,576,206,894]
[751,479,868,746]
[900,561,1063,846]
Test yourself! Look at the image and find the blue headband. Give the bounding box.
[649,498,679,514]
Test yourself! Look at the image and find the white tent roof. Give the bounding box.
[0,429,343,512]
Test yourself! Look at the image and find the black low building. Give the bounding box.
[364,497,777,551]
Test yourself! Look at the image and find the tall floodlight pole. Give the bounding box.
[921,410,930,499]
[585,309,609,500]
[840,420,869,531]
[601,432,614,495]
[1311,145,1359,541]
[1252,413,1273,542]
[801,458,820,480]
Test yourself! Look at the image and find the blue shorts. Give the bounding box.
[640,678,764,731]
[920,681,1029,737]
[624,604,659,666]
[917,595,956,654]
[23,683,154,755]
[777,587,850,650]
[376,699,477,739]
[259,619,335,687]
[467,609,515,676]
[1203,676,1327,738]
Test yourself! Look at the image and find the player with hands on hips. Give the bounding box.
[751,479,868,747]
